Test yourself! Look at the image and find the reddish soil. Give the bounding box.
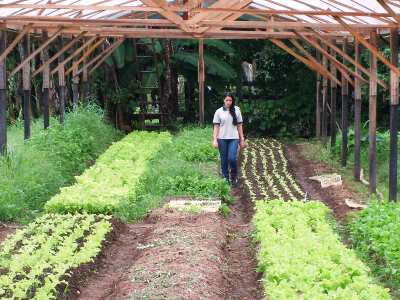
[0,223,19,244]
[285,143,360,221]
[69,209,229,300]
[64,194,263,300]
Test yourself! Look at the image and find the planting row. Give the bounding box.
[253,200,391,299]
[349,201,400,294]
[0,213,112,299]
[45,131,172,214]
[241,138,304,201]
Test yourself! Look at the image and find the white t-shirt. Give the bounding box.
[213,106,243,139]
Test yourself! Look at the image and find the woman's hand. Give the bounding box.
[240,138,245,149]
[213,139,219,149]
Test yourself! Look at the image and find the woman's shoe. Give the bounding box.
[230,177,239,187]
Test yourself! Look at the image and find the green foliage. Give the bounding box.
[218,203,231,217]
[331,126,396,199]
[0,105,121,222]
[253,200,390,300]
[45,131,172,214]
[0,213,112,299]
[171,127,219,162]
[348,201,400,294]
[116,126,232,222]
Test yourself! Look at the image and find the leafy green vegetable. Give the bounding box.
[0,213,112,299]
[45,131,172,214]
[349,201,400,294]
[253,200,391,300]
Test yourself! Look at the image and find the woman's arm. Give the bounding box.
[213,125,220,148]
[238,123,245,149]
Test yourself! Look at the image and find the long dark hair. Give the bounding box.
[224,92,238,126]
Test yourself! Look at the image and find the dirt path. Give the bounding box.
[224,185,263,300]
[285,143,359,221]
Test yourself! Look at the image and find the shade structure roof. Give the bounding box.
[0,0,399,39]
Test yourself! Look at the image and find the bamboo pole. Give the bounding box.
[389,28,399,201]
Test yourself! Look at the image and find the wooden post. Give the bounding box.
[322,47,328,144]
[41,30,50,129]
[389,28,399,201]
[316,51,322,138]
[341,38,349,166]
[0,30,7,155]
[72,56,80,110]
[369,30,378,194]
[354,41,362,181]
[58,37,66,123]
[82,61,89,100]
[198,39,205,125]
[330,46,337,148]
[22,35,31,140]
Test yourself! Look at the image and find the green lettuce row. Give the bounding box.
[348,201,400,292]
[253,200,391,300]
[45,131,172,214]
[0,213,112,299]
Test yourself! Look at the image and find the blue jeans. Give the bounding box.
[217,139,239,181]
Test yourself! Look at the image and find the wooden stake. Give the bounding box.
[41,30,50,129]
[0,30,7,155]
[198,38,205,125]
[389,28,399,201]
[341,38,349,167]
[354,41,362,181]
[316,52,321,138]
[369,30,378,194]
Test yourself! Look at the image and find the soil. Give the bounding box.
[0,223,19,244]
[285,143,360,222]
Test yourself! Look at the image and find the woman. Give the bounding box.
[212,93,245,186]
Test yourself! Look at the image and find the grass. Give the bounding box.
[0,105,122,223]
[116,126,232,222]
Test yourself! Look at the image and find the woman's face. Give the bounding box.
[224,96,233,108]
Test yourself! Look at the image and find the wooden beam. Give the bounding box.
[369,30,378,194]
[354,40,362,181]
[64,37,106,76]
[270,39,338,86]
[295,31,361,87]
[0,24,31,63]
[10,26,63,77]
[341,38,349,167]
[389,27,398,201]
[88,39,125,75]
[313,30,387,89]
[289,39,341,86]
[32,31,86,77]
[0,30,7,155]
[198,38,205,125]
[377,0,400,24]
[334,16,400,77]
